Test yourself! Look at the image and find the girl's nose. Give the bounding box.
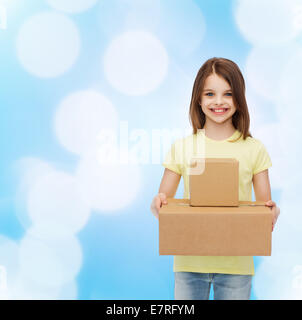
[214,95,224,105]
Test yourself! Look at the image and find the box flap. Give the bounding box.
[160,198,271,215]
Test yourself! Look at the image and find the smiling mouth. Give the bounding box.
[210,108,229,114]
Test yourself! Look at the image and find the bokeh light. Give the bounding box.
[75,149,141,212]
[27,170,91,234]
[155,0,206,57]
[98,0,161,38]
[16,11,80,78]
[14,157,56,230]
[254,251,302,299]
[279,46,302,108]
[245,44,299,102]
[47,0,99,14]
[54,90,119,155]
[0,236,19,297]
[18,225,82,288]
[234,0,302,46]
[103,30,169,95]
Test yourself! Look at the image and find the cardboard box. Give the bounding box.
[189,158,239,207]
[159,198,272,256]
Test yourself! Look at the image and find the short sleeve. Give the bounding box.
[253,141,272,175]
[162,140,182,175]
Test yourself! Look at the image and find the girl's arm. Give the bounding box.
[252,169,271,201]
[150,168,181,219]
[252,169,280,230]
[158,168,181,197]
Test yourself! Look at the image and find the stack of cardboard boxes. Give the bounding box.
[159,158,273,256]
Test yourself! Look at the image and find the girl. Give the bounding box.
[150,57,280,300]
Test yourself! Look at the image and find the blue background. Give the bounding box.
[1,0,299,300]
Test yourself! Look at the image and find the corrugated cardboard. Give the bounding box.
[189,158,239,207]
[159,198,272,256]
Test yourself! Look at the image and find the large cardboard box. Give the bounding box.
[159,198,272,256]
[189,158,239,207]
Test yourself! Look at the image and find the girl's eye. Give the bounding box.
[205,92,232,96]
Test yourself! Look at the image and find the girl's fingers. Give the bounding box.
[158,193,167,204]
[265,200,276,207]
[155,197,162,211]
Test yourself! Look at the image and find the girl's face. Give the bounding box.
[200,73,237,124]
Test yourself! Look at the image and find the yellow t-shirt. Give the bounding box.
[162,129,272,275]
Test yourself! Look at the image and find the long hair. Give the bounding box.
[189,57,252,142]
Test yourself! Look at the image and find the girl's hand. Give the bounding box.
[150,193,168,219]
[265,200,280,231]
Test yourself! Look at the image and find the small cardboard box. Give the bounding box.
[159,198,272,256]
[189,158,239,207]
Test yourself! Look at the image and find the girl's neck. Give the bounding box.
[203,119,236,141]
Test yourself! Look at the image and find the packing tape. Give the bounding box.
[167,202,266,207]
[239,203,266,207]
[166,199,266,207]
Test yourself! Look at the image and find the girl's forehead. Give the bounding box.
[204,73,231,90]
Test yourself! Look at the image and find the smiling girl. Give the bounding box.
[150,57,280,300]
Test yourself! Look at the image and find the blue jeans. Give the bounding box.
[174,272,252,300]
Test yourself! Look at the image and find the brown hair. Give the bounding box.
[189,57,252,142]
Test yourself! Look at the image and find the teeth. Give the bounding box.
[211,108,227,113]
